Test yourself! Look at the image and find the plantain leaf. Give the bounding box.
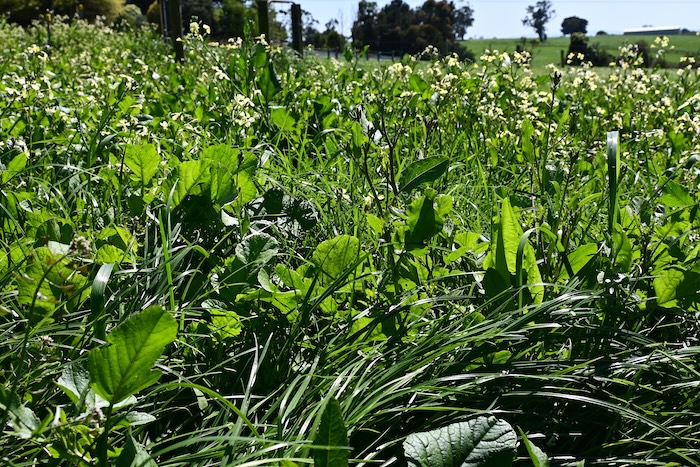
[89,306,177,404]
[404,192,452,252]
[271,107,297,133]
[312,398,349,467]
[484,198,542,302]
[2,152,27,184]
[259,62,282,103]
[399,156,449,193]
[403,416,516,467]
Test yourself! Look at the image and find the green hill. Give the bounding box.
[460,34,700,69]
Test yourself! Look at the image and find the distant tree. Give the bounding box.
[219,0,254,38]
[561,16,587,35]
[411,0,455,54]
[452,2,474,40]
[303,19,345,50]
[351,0,472,58]
[566,32,612,66]
[522,0,554,42]
[596,30,608,36]
[351,0,379,49]
[1,0,127,24]
[376,0,413,51]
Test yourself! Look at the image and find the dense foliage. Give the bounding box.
[2,17,700,466]
[561,16,588,36]
[0,0,126,24]
[351,0,473,57]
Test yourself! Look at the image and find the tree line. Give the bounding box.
[349,0,474,57]
[0,0,287,41]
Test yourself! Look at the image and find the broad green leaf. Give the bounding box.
[312,235,361,287]
[97,225,136,253]
[484,198,541,298]
[171,159,211,208]
[17,247,90,316]
[202,145,240,206]
[521,119,535,163]
[404,192,452,252]
[2,152,27,184]
[116,436,158,467]
[120,411,157,427]
[409,74,428,92]
[567,243,598,275]
[201,145,258,207]
[518,428,549,467]
[613,224,635,271]
[57,361,136,413]
[89,306,177,404]
[496,198,520,275]
[271,107,297,133]
[124,144,160,185]
[313,398,349,467]
[351,121,368,149]
[252,43,267,68]
[236,233,278,270]
[96,244,127,264]
[366,213,385,234]
[403,416,516,467]
[399,157,449,193]
[57,360,91,405]
[0,390,40,439]
[446,231,487,264]
[259,62,282,102]
[659,179,694,208]
[654,267,685,307]
[205,301,243,339]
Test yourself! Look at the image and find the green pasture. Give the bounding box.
[461,33,700,69]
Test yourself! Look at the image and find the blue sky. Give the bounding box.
[285,0,700,39]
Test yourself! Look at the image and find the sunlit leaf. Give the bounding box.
[399,156,449,193]
[89,306,177,404]
[124,144,160,186]
[313,398,349,467]
[403,416,516,467]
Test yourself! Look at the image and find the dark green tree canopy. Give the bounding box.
[351,0,473,57]
[453,2,474,40]
[561,16,588,36]
[0,0,126,25]
[522,0,555,42]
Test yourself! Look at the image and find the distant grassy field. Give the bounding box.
[460,34,700,69]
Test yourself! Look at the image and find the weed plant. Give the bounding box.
[1,17,700,466]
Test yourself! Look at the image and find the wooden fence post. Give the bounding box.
[257,0,269,40]
[159,0,184,63]
[290,2,303,55]
[169,0,184,63]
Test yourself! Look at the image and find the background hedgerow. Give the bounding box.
[1,17,700,466]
